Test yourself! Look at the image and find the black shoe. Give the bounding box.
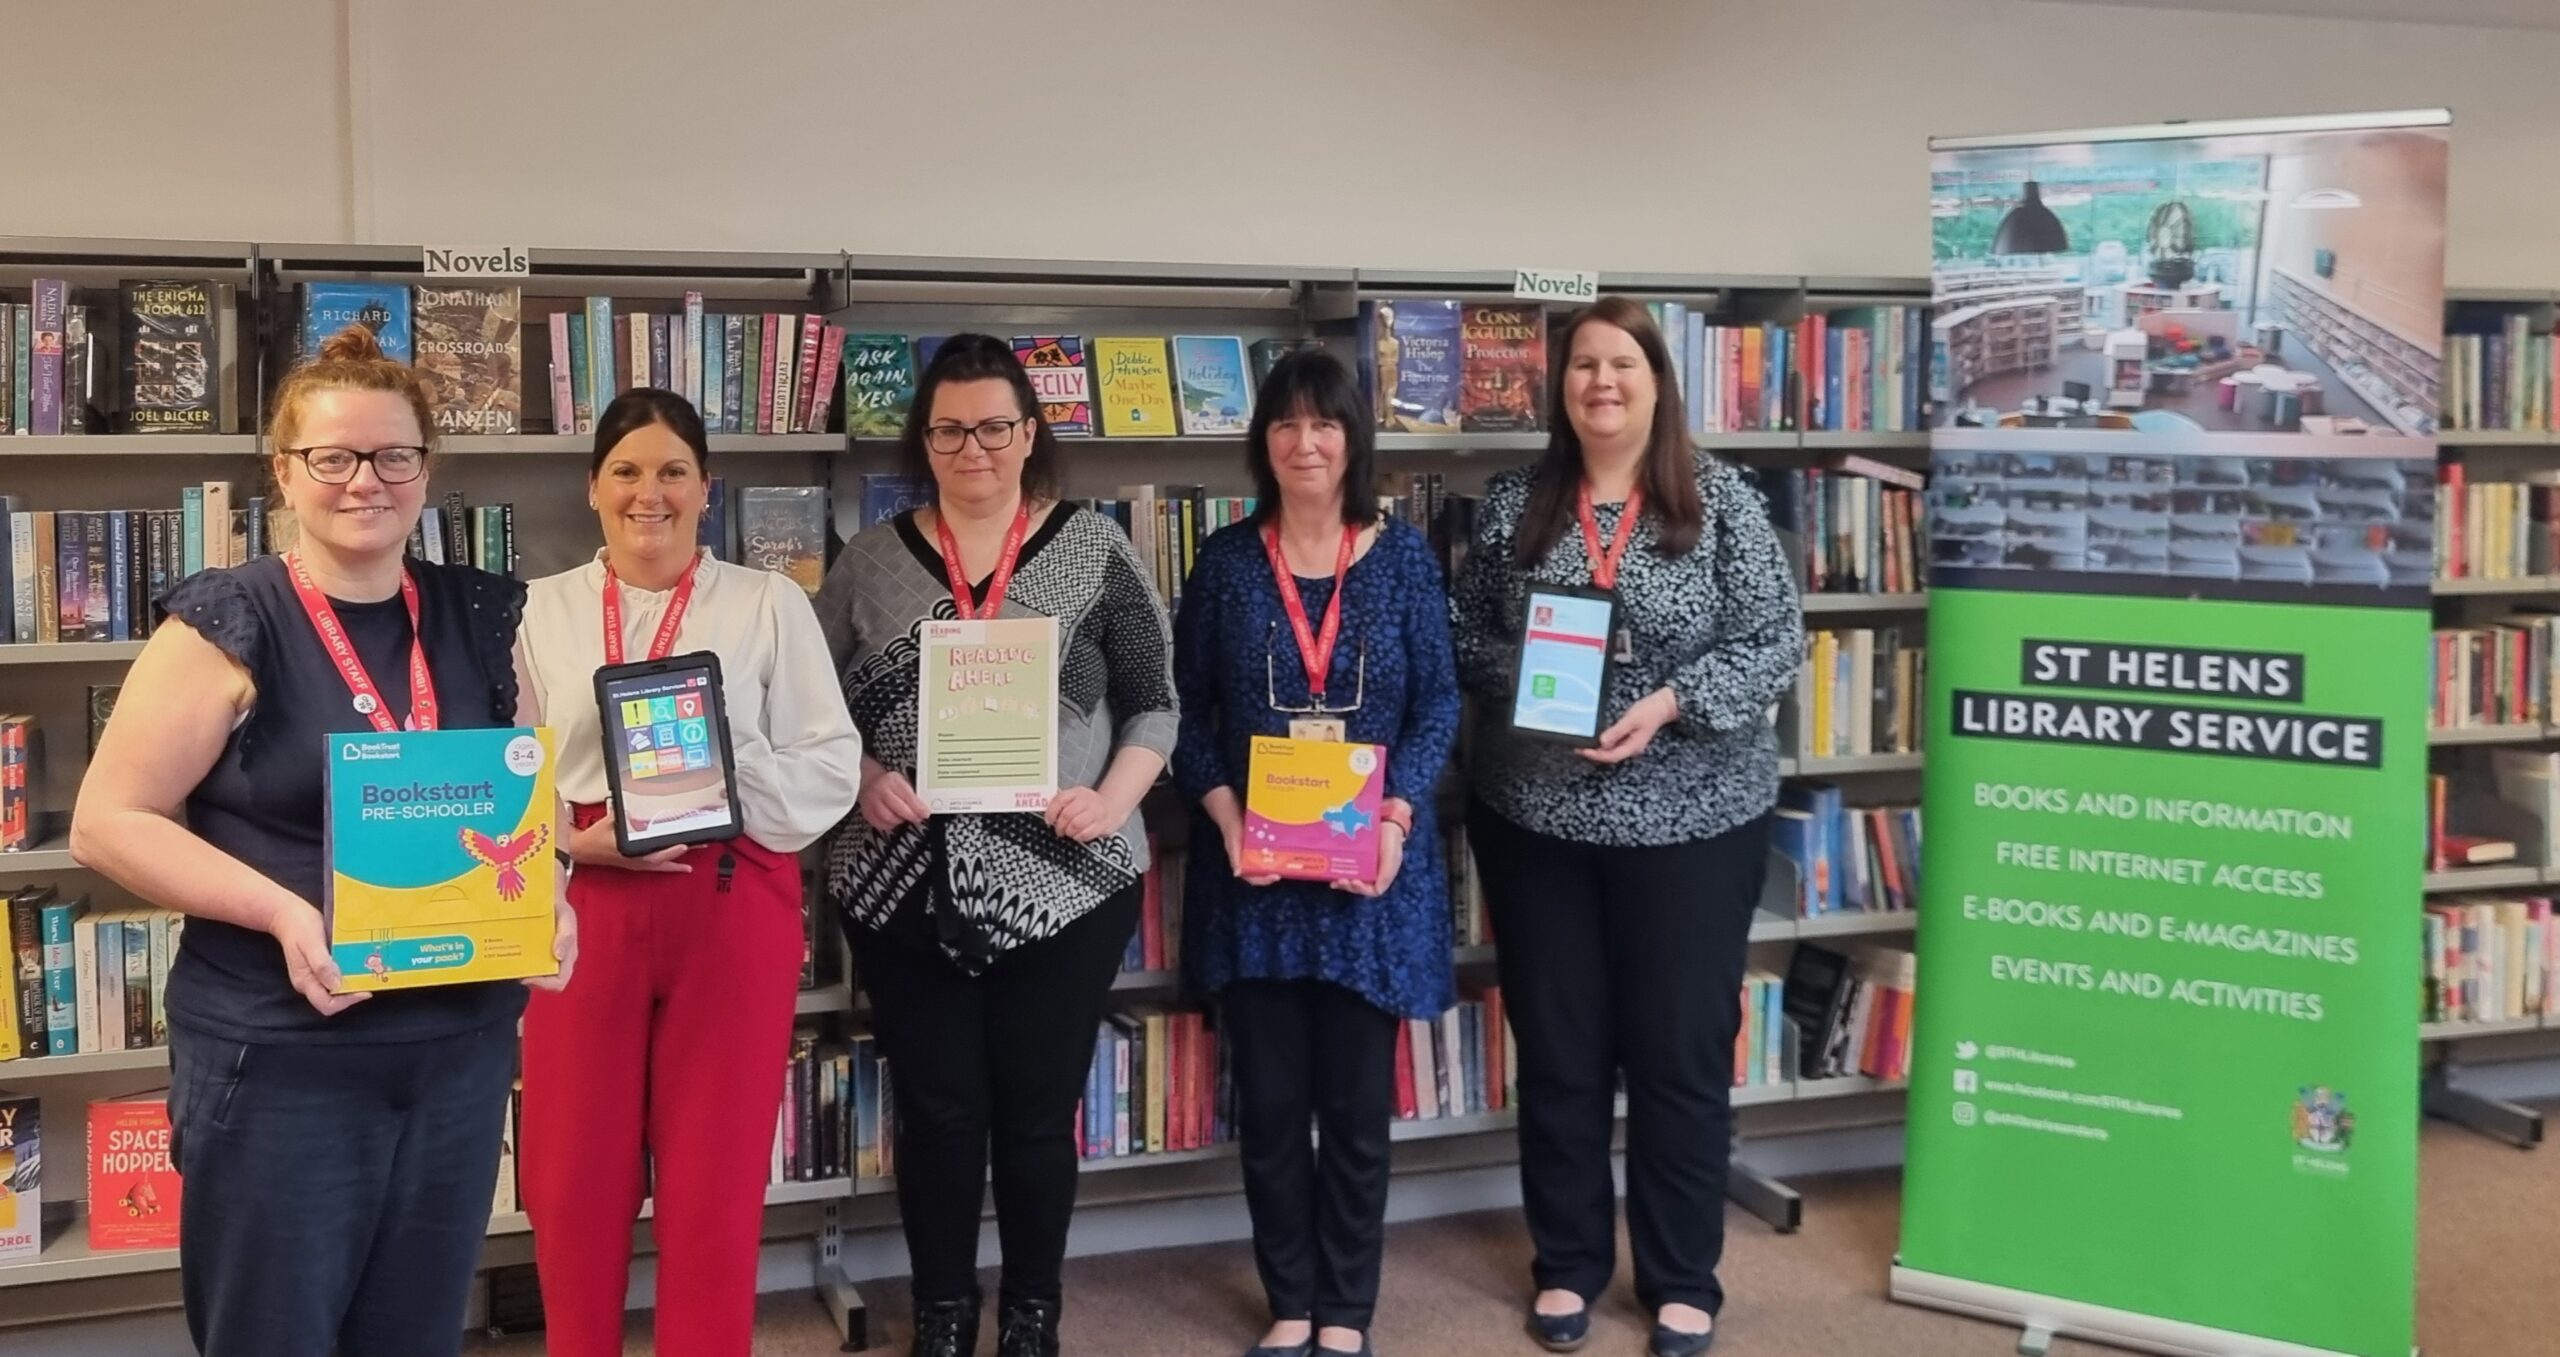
[998,1296,1062,1357]
[1646,1322,1715,1357]
[1315,1334,1372,1357]
[1248,1338,1315,1357]
[912,1294,981,1357]
[1528,1304,1591,1353]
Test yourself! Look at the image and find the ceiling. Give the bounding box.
[2030,0,2560,31]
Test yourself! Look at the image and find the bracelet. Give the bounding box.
[1379,799,1414,836]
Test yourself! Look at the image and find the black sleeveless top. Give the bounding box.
[157,555,532,1043]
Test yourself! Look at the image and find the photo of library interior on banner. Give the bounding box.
[1927,120,2448,604]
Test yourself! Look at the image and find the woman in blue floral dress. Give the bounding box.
[1174,350,1461,1357]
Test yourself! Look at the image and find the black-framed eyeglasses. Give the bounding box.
[287,445,429,484]
[1265,622,1367,716]
[923,418,1027,457]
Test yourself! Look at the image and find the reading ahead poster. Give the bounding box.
[1897,111,2445,1357]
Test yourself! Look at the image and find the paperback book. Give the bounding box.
[300,282,414,362]
[119,281,219,434]
[841,334,917,438]
[1092,337,1179,438]
[1172,335,1252,436]
[413,286,522,435]
[1012,336,1094,436]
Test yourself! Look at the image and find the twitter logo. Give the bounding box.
[1955,1040,1980,1061]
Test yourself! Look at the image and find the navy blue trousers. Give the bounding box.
[168,1019,516,1357]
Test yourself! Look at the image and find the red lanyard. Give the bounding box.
[284,552,437,733]
[1263,523,1356,701]
[934,502,1033,620]
[602,552,705,666]
[1576,481,1645,591]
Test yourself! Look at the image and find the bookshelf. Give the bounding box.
[10,234,2548,1338]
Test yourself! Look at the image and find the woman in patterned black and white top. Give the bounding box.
[1450,296,1803,1357]
[815,334,1176,1357]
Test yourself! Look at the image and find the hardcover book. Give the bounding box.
[1171,335,1252,436]
[1460,304,1546,433]
[323,727,559,991]
[1091,337,1178,438]
[1360,300,1461,433]
[1011,336,1094,436]
[0,1092,37,1263]
[739,485,828,595]
[120,281,219,434]
[858,474,936,530]
[413,287,522,436]
[301,282,413,363]
[1240,736,1386,883]
[87,1095,179,1251]
[841,334,917,439]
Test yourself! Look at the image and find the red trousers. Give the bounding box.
[519,819,806,1357]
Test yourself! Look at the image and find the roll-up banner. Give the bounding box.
[1897,109,2448,1357]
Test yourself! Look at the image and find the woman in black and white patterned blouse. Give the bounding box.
[815,335,1177,1357]
[1450,296,1803,1357]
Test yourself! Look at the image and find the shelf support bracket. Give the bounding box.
[1724,1135,1803,1234]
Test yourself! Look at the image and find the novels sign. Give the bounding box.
[421,246,531,278]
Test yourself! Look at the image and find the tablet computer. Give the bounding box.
[593,650,744,856]
[1509,584,1619,746]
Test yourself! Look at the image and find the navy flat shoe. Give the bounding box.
[1647,1322,1715,1357]
[1247,1340,1315,1357]
[1529,1305,1591,1353]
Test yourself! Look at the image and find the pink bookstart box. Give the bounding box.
[1240,736,1387,884]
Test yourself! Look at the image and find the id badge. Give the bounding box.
[1289,717,1348,742]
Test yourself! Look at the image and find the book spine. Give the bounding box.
[148,910,172,1047]
[723,316,746,434]
[759,316,781,434]
[124,917,150,1048]
[107,511,130,640]
[547,311,575,434]
[13,304,32,433]
[10,512,33,642]
[628,314,648,398]
[684,291,706,409]
[31,280,66,435]
[703,315,726,431]
[9,897,43,1054]
[793,314,825,432]
[0,302,12,434]
[41,902,76,1054]
[808,327,844,434]
[585,296,614,417]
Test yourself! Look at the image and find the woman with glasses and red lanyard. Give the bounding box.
[815,334,1178,1357]
[512,388,861,1357]
[1171,350,1459,1357]
[71,325,576,1357]
[1450,298,1801,1357]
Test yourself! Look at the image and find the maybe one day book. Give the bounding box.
[323,727,559,991]
[1092,337,1178,438]
[1240,736,1386,884]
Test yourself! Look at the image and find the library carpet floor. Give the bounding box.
[465,1103,2559,1356]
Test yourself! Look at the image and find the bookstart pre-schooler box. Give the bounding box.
[1240,736,1387,884]
[324,727,559,991]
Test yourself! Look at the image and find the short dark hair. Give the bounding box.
[900,334,1063,503]
[1246,349,1378,528]
[591,388,710,477]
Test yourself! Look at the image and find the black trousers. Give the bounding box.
[167,1018,517,1357]
[1468,799,1769,1317]
[852,883,1141,1308]
[1226,979,1400,1331]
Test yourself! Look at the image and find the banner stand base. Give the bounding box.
[1889,1266,2388,1357]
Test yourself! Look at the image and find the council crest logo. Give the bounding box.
[2293,1086,2354,1153]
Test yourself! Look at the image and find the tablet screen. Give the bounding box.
[599,660,739,847]
[1511,587,1615,741]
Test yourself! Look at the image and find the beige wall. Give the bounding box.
[9,0,2559,286]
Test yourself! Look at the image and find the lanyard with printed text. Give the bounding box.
[935,502,1033,620]
[1263,523,1356,702]
[284,552,437,732]
[1576,481,1644,591]
[602,552,705,666]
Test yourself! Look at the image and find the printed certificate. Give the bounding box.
[916,615,1061,813]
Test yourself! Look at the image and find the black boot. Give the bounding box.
[912,1294,982,1357]
[997,1296,1062,1357]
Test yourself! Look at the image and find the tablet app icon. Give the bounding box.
[676,693,704,719]
[626,728,652,752]
[630,751,659,778]
[654,722,678,749]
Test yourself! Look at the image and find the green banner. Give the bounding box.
[1902,110,2445,1357]
[1901,589,2424,1355]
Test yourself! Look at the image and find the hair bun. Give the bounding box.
[316,323,388,365]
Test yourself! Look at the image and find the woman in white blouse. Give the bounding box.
[512,389,862,1357]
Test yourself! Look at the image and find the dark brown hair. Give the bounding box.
[899,334,1063,503]
[1246,349,1378,528]
[1512,296,1704,566]
[591,388,710,477]
[267,324,438,485]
